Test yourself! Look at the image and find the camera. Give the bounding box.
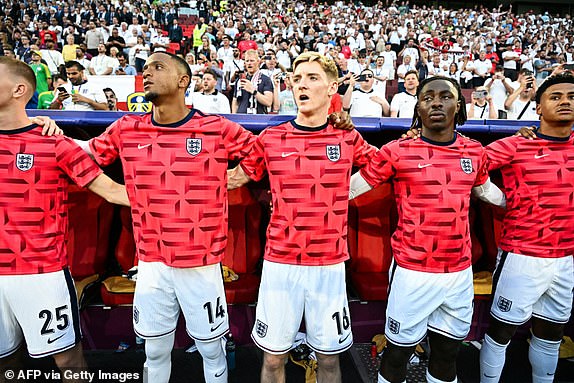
[357,74,367,82]
[472,90,488,98]
[278,72,287,80]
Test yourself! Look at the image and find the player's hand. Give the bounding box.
[401,127,421,139]
[329,111,354,131]
[31,116,63,136]
[514,126,537,140]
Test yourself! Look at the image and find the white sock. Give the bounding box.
[529,335,561,383]
[377,373,404,383]
[195,338,228,383]
[479,334,509,383]
[426,369,457,383]
[143,333,175,383]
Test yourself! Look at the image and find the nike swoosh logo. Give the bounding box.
[338,333,351,344]
[138,144,151,149]
[281,152,297,158]
[47,334,65,344]
[483,374,497,378]
[210,322,224,332]
[418,163,432,168]
[534,154,549,159]
[215,368,226,378]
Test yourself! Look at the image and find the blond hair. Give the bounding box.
[293,52,338,82]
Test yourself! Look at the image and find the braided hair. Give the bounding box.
[409,76,467,130]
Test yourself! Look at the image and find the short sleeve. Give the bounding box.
[89,119,123,167]
[55,136,103,187]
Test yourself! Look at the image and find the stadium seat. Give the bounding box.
[66,185,115,303]
[222,186,263,304]
[100,206,137,306]
[348,184,397,301]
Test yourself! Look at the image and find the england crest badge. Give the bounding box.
[16,153,34,171]
[460,158,473,174]
[186,138,202,156]
[326,144,341,162]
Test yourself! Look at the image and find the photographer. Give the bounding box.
[342,69,389,117]
[504,72,538,120]
[271,71,296,115]
[466,87,497,120]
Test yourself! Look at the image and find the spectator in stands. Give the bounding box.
[237,31,257,57]
[40,37,64,76]
[85,21,104,58]
[484,43,500,74]
[447,63,461,84]
[231,50,273,114]
[75,46,91,74]
[37,74,66,109]
[167,19,182,45]
[504,72,539,120]
[459,55,474,89]
[466,87,497,120]
[380,42,397,80]
[473,51,492,88]
[396,55,416,93]
[343,69,389,117]
[197,35,216,58]
[390,70,419,118]
[50,61,107,111]
[103,87,118,111]
[29,50,51,94]
[371,55,390,98]
[89,43,114,76]
[16,34,32,63]
[427,53,447,78]
[62,34,78,62]
[189,69,230,114]
[112,53,136,76]
[502,44,521,81]
[106,27,126,54]
[131,36,150,73]
[484,66,514,118]
[192,17,207,53]
[271,71,296,115]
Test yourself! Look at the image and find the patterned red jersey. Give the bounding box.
[239,120,376,266]
[486,132,574,258]
[360,134,489,273]
[89,111,254,268]
[0,125,102,275]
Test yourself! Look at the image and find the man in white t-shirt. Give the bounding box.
[472,51,492,88]
[465,86,497,120]
[396,55,416,93]
[50,61,108,111]
[504,73,538,120]
[380,43,397,80]
[89,43,115,75]
[390,70,419,118]
[371,56,390,98]
[189,70,231,114]
[502,46,521,81]
[343,69,389,117]
[484,66,515,118]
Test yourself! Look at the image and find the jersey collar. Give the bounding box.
[151,110,195,127]
[290,119,329,132]
[0,123,38,135]
[421,132,458,146]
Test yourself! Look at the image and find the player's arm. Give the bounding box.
[349,172,374,200]
[227,165,252,190]
[73,138,94,157]
[86,173,130,206]
[472,178,506,208]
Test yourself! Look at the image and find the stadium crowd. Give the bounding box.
[1,0,573,117]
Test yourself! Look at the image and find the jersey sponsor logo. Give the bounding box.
[387,317,400,335]
[186,138,202,156]
[47,333,65,344]
[138,144,151,150]
[497,296,512,312]
[460,158,473,174]
[16,153,34,171]
[418,163,432,169]
[534,153,549,159]
[326,145,341,162]
[133,306,139,324]
[255,319,268,338]
[281,151,297,158]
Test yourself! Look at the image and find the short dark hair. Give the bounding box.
[153,51,192,88]
[535,72,574,104]
[202,69,220,79]
[404,69,419,80]
[65,60,84,71]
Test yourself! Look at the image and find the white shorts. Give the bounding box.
[385,264,474,347]
[491,250,574,325]
[0,269,81,358]
[252,261,353,355]
[133,261,229,341]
